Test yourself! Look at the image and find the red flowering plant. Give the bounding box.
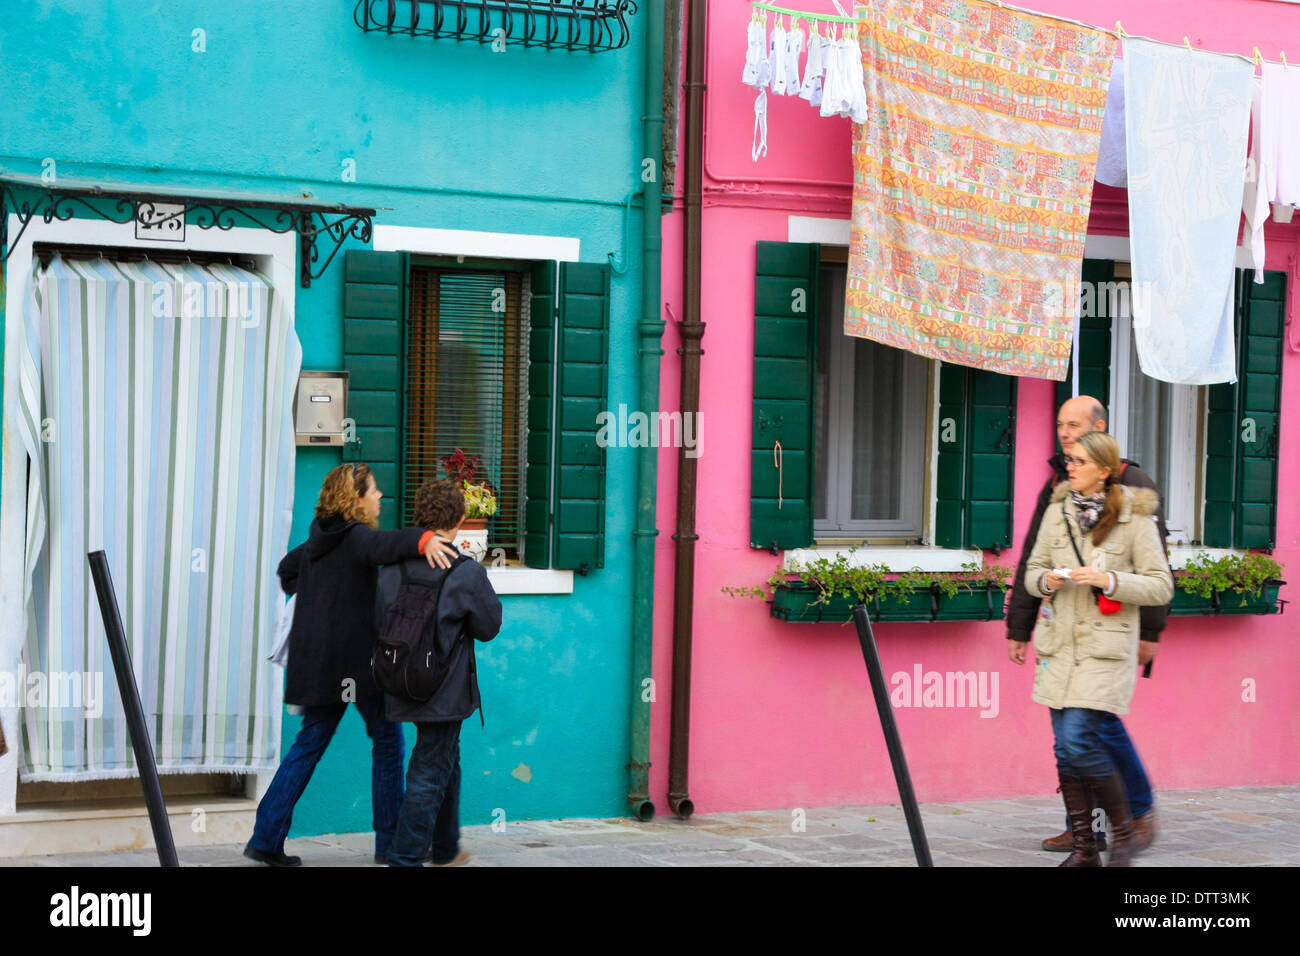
[439,448,497,519]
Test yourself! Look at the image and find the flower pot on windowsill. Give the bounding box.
[457,518,489,562]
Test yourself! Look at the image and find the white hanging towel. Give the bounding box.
[1124,39,1253,385]
[1249,63,1300,281]
[1094,59,1128,187]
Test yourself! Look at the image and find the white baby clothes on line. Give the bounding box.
[742,16,766,88]
[785,26,804,95]
[1249,63,1300,281]
[771,21,790,95]
[844,34,868,123]
[800,31,825,106]
[1095,59,1127,187]
[819,32,842,117]
[753,89,769,161]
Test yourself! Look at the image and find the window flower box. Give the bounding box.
[1168,579,1285,616]
[768,582,1007,624]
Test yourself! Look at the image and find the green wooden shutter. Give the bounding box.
[1056,258,1114,408]
[935,365,1017,550]
[750,241,818,550]
[552,262,610,572]
[524,262,556,567]
[1206,269,1285,548]
[343,249,406,531]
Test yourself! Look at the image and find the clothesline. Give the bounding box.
[749,1,1281,69]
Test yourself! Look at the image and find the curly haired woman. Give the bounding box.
[244,464,456,867]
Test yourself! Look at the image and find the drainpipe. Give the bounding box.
[668,0,705,820]
[627,0,668,822]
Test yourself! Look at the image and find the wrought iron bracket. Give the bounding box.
[2,183,374,288]
[353,0,637,52]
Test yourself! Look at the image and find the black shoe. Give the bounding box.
[244,845,302,867]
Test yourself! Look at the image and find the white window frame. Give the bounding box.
[1108,303,1202,543]
[815,265,929,539]
[787,216,977,569]
[374,224,577,594]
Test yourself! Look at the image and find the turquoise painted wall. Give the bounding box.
[1,0,648,833]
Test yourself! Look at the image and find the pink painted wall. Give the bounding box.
[651,0,1300,814]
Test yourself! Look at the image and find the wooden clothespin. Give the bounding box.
[1183,36,1193,53]
[1115,21,1126,39]
[1283,50,1290,69]
[1254,46,1264,68]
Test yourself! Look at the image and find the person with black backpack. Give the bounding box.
[374,478,502,867]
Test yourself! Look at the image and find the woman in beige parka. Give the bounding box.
[1025,432,1173,868]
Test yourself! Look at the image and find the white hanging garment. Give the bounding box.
[819,30,844,117]
[800,30,825,106]
[771,20,790,95]
[742,15,766,88]
[1250,62,1300,280]
[785,24,804,95]
[1094,59,1128,187]
[844,32,869,123]
[1242,76,1266,280]
[753,89,769,161]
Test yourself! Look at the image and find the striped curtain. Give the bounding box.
[16,255,300,780]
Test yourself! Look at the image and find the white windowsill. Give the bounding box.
[784,546,983,573]
[486,567,574,595]
[1167,546,1253,571]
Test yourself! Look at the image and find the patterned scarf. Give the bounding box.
[1069,488,1109,534]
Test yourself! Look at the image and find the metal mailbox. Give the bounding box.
[294,370,349,446]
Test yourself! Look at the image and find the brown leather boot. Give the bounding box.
[1131,807,1157,852]
[1057,774,1101,867]
[1088,773,1133,867]
[1043,829,1106,852]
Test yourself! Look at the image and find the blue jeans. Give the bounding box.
[1050,707,1117,779]
[249,695,406,857]
[387,721,462,867]
[1052,708,1152,835]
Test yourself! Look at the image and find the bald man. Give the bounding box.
[1006,395,1169,854]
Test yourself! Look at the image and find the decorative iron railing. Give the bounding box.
[352,0,637,52]
[1,182,374,288]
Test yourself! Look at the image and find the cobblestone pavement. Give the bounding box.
[4,785,1297,867]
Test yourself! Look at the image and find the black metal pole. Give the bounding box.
[851,604,933,867]
[88,551,180,867]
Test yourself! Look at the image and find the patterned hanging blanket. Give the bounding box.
[846,0,1116,380]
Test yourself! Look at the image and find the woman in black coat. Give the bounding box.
[244,463,453,867]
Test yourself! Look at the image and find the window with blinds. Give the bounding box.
[405,265,529,555]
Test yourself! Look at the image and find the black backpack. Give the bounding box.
[372,559,465,703]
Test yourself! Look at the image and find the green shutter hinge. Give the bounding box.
[577,562,590,576]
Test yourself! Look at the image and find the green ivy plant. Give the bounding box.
[1176,552,1284,603]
